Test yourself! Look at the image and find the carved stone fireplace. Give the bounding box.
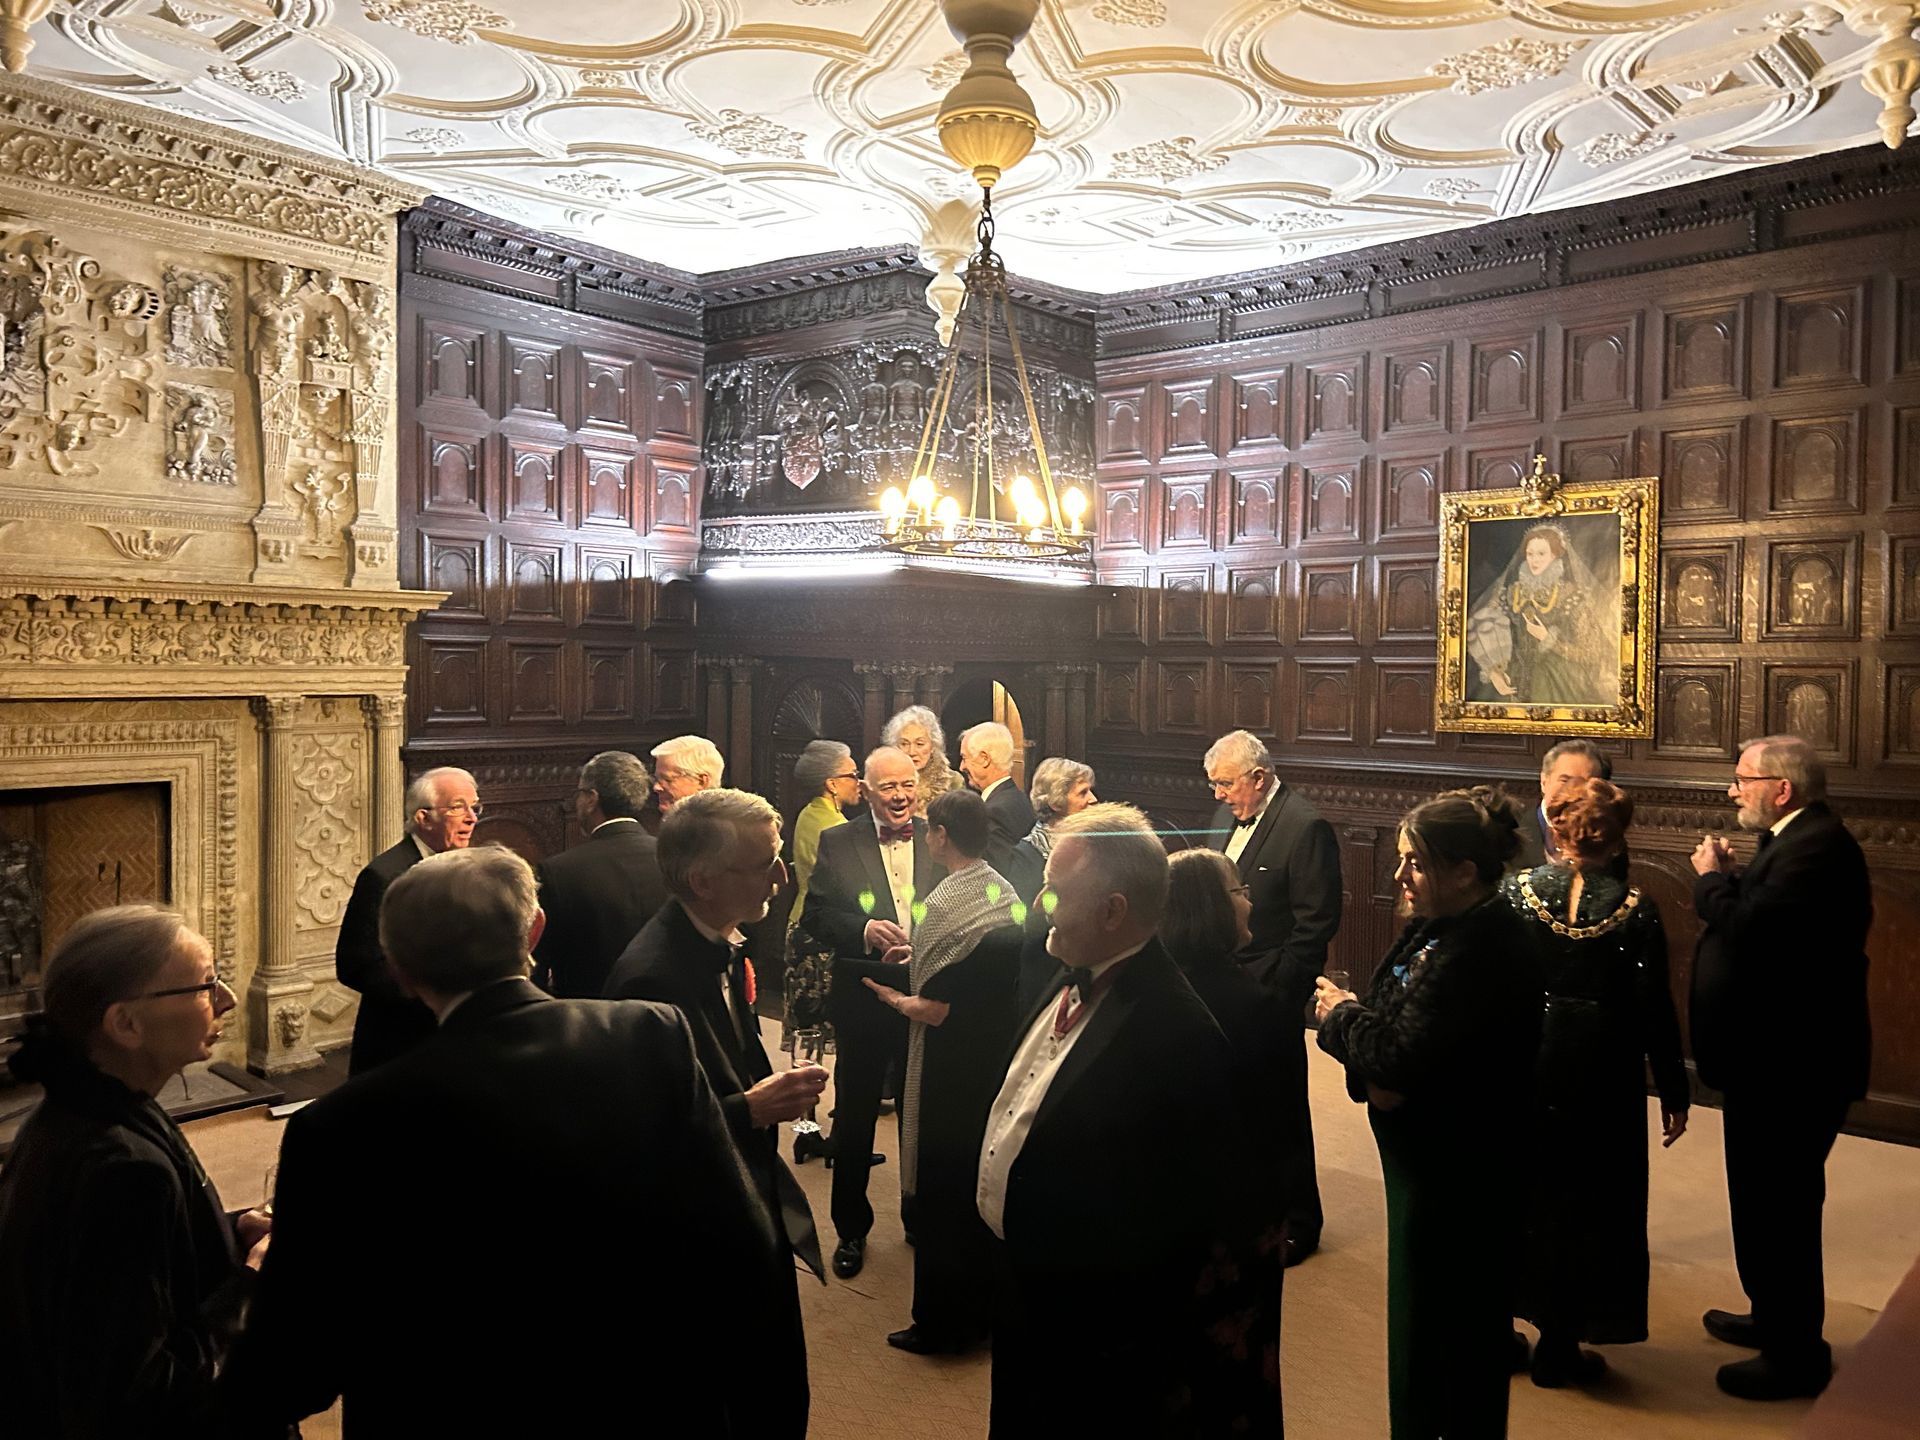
[0,79,440,1072]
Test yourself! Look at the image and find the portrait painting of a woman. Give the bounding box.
[1465,518,1617,707]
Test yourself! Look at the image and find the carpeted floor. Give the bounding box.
[185,1024,1920,1438]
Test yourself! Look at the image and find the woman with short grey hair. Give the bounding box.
[787,739,858,933]
[881,704,963,817]
[1006,756,1097,903]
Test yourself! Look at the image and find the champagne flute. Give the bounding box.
[260,1162,278,1218]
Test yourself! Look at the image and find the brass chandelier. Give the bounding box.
[876,0,1091,569]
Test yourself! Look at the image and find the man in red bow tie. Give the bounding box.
[800,746,946,1279]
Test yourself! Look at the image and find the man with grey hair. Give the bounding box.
[531,751,668,998]
[606,788,825,1432]
[1203,727,1341,1265]
[1690,734,1872,1400]
[977,802,1233,1432]
[335,764,481,1073]
[651,734,725,815]
[232,845,796,1435]
[959,721,1033,874]
[1517,738,1616,872]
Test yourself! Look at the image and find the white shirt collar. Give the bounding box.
[981,775,1010,801]
[1770,805,1808,838]
[411,833,436,861]
[684,905,746,950]
[591,816,640,834]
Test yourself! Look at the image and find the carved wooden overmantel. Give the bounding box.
[0,79,439,1074]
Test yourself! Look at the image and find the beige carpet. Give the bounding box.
[185,1024,1920,1438]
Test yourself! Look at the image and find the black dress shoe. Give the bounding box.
[831,1237,866,1280]
[1703,1309,1762,1348]
[1715,1354,1831,1401]
[1531,1344,1607,1389]
[887,1325,970,1355]
[1282,1235,1318,1268]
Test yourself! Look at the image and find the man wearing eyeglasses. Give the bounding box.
[1689,734,1871,1401]
[335,765,482,1074]
[1203,728,1342,1267]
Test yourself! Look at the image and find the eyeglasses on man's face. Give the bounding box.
[428,800,484,818]
[1729,772,1777,789]
[139,975,235,1002]
[1207,767,1264,795]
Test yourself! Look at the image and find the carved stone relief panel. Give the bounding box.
[1375,557,1436,640]
[1295,660,1356,742]
[505,540,563,624]
[1763,661,1853,762]
[1884,664,1920,763]
[1379,452,1441,536]
[648,646,697,721]
[581,645,635,721]
[164,383,238,487]
[1894,405,1920,508]
[422,319,484,408]
[1096,659,1143,733]
[1887,535,1920,638]
[507,640,564,722]
[1226,565,1281,642]
[1230,468,1283,546]
[578,547,634,625]
[1764,538,1858,639]
[422,533,485,619]
[163,266,233,371]
[1562,317,1638,415]
[1661,297,1747,402]
[1158,568,1212,642]
[504,336,561,422]
[1660,421,1744,519]
[1654,664,1736,757]
[1301,461,1361,544]
[289,718,364,938]
[421,638,489,726]
[1161,378,1216,459]
[1097,569,1146,640]
[1660,541,1741,639]
[1224,661,1275,733]
[505,439,562,523]
[1768,411,1862,514]
[1102,385,1146,462]
[421,430,486,515]
[1099,479,1144,548]
[579,352,636,436]
[1154,660,1212,737]
[1464,441,1536,491]
[1372,661,1435,747]
[1774,284,1865,390]
[1230,368,1288,450]
[1467,332,1540,425]
[1161,474,1213,548]
[1300,560,1359,642]
[1304,357,1363,446]
[1383,346,1447,434]
[1559,431,1634,483]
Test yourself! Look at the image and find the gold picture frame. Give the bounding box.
[1437,459,1659,737]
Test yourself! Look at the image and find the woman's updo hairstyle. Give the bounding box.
[1545,776,1634,869]
[1400,784,1523,886]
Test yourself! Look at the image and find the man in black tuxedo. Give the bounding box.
[1691,733,1872,1401]
[604,787,827,1431]
[532,750,668,997]
[334,765,479,1074]
[1516,739,1623,874]
[979,802,1234,1435]
[230,845,797,1436]
[960,721,1034,875]
[1204,728,1341,1264]
[800,744,944,1280]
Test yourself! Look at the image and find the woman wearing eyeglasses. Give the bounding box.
[0,905,274,1437]
[1159,848,1291,1438]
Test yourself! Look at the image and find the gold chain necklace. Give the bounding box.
[1519,873,1640,939]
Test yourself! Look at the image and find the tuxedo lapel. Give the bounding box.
[725,965,773,1086]
[847,822,896,923]
[660,905,751,1097]
[1028,970,1140,1138]
[1233,786,1289,882]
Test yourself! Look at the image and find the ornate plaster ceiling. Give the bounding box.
[22,0,1908,292]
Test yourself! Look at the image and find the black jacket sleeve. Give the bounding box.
[1274,816,1343,998]
[1633,901,1690,1113]
[798,830,872,958]
[333,862,404,1003]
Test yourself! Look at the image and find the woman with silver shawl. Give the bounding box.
[1466,521,1615,707]
[864,788,1024,1354]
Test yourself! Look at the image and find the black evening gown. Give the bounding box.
[1501,864,1689,1346]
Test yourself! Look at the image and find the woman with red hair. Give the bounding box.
[1501,775,1689,1388]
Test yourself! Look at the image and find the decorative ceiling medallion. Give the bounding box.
[925,51,968,91]
[548,172,630,202]
[1089,0,1166,26]
[1428,36,1586,96]
[577,69,635,90]
[207,64,305,102]
[1283,105,1342,127]
[1258,209,1335,234]
[1110,136,1225,183]
[1424,176,1484,203]
[404,126,463,152]
[362,0,509,46]
[1582,129,1673,166]
[685,109,806,160]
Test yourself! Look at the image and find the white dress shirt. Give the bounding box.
[873,812,917,942]
[976,939,1148,1239]
[1223,778,1280,866]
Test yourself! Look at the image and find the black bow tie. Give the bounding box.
[1062,966,1098,1001]
[712,941,743,975]
[1757,829,1775,851]
[1234,815,1259,831]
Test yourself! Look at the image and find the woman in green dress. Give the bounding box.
[784,740,861,1073]
[1316,787,1542,1439]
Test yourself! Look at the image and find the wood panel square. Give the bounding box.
[1098,479,1146,549]
[1229,468,1285,546]
[1224,661,1276,733]
[1383,346,1448,434]
[647,647,698,721]
[1379,452,1442,536]
[649,550,697,625]
[420,318,485,409]
[578,547,634,625]
[580,645,636,722]
[1660,541,1742,640]
[1558,431,1636,484]
[1762,661,1853,763]
[1884,664,1920,763]
[1462,442,1537,492]
[1763,537,1858,639]
[1303,357,1365,445]
[1226,566,1282,642]
[1299,560,1359,642]
[421,639,489,725]
[504,438,563,523]
[1154,660,1214,736]
[1372,661,1436,747]
[420,534,485,619]
[578,447,637,531]
[503,336,562,422]
[578,352,637,436]
[506,641,565,722]
[1774,283,1866,390]
[1157,568,1213,642]
[650,364,699,443]
[505,540,564,623]
[1097,569,1147,640]
[1375,557,1437,641]
[1886,536,1920,637]
[1767,411,1862,515]
[1160,378,1218,459]
[1294,661,1356,742]
[1894,405,1920,508]
[1230,367,1289,451]
[1100,386,1148,462]
[1661,298,1747,402]
[1902,278,1920,375]
[1562,317,1639,416]
[419,429,488,516]
[1660,421,1744,520]
[1467,332,1541,425]
[1654,664,1737,758]
[1301,460,1362,544]
[1160,474,1215,548]
[651,458,696,533]
[1096,660,1144,734]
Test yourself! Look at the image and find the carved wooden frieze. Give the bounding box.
[165,383,238,487]
[163,266,233,371]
